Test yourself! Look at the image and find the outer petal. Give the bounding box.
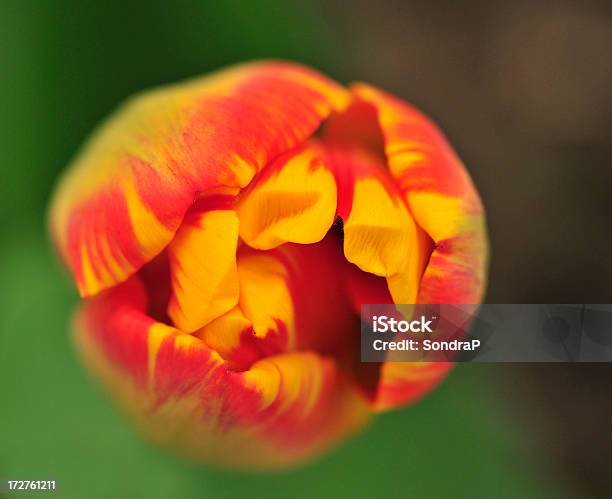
[50,61,348,297]
[350,83,488,304]
[346,85,488,411]
[74,277,369,469]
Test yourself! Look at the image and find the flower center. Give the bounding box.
[137,98,433,399]
[139,224,392,374]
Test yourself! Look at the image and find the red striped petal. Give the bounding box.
[74,276,369,469]
[318,85,487,411]
[50,61,348,297]
[349,84,488,304]
[325,144,429,304]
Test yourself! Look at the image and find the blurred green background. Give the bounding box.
[1,1,610,498]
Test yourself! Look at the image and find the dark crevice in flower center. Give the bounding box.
[139,251,173,326]
[331,215,344,240]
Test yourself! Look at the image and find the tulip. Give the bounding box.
[49,61,488,469]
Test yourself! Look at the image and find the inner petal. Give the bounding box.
[326,145,428,304]
[236,141,337,250]
[166,194,240,332]
[193,305,282,372]
[236,249,296,343]
[193,232,359,371]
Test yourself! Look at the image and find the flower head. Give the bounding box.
[49,61,487,469]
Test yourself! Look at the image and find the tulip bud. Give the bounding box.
[49,61,488,469]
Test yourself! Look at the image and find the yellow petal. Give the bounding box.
[344,176,417,277]
[333,147,426,303]
[237,250,296,348]
[167,198,239,332]
[237,142,337,250]
[386,223,432,304]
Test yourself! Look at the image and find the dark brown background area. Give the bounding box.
[329,0,612,304]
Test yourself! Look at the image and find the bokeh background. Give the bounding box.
[1,1,610,498]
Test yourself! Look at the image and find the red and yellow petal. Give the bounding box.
[50,61,349,297]
[194,306,263,372]
[74,276,369,469]
[236,141,337,250]
[350,83,488,304]
[331,84,488,411]
[326,145,428,305]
